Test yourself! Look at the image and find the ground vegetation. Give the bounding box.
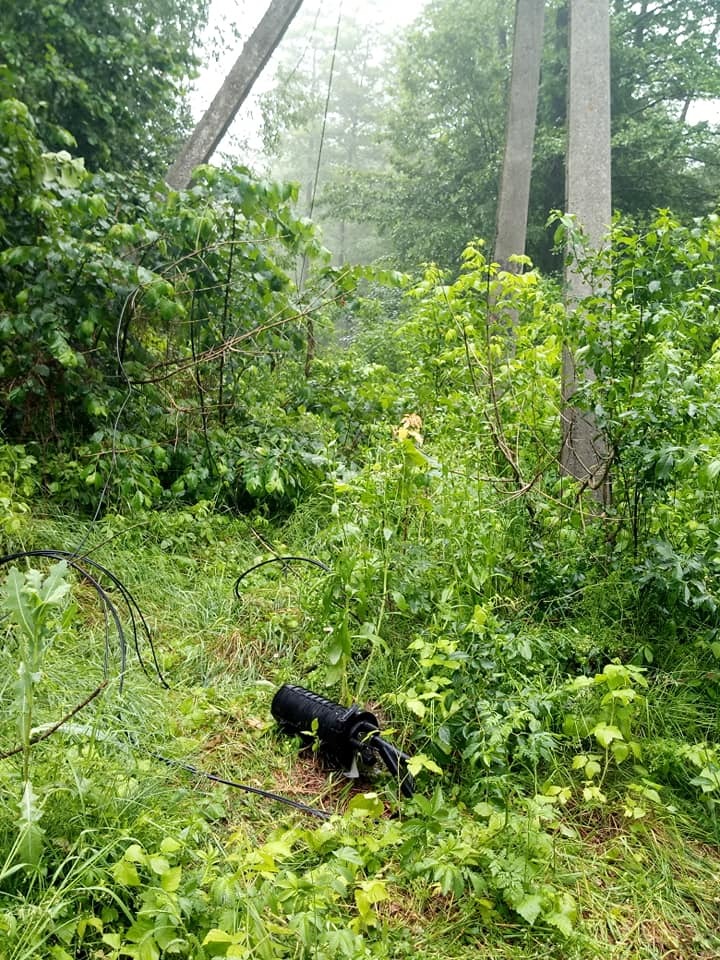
[2,4,720,956]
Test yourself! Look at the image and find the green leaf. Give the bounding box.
[123,843,147,863]
[334,846,366,866]
[138,937,160,960]
[50,948,73,960]
[148,855,170,875]
[405,698,426,718]
[546,909,574,937]
[113,859,141,887]
[545,894,577,936]
[701,459,720,484]
[514,893,543,925]
[611,741,630,764]
[4,568,35,640]
[17,780,44,868]
[592,723,624,749]
[346,793,384,818]
[202,928,236,945]
[406,753,442,776]
[159,836,181,854]
[584,759,602,779]
[357,878,388,905]
[160,866,182,892]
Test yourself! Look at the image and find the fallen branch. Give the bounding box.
[0,681,108,761]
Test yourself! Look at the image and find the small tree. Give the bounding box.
[0,0,209,174]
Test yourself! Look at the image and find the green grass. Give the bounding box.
[1,510,720,959]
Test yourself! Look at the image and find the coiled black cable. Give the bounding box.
[0,549,169,689]
[0,549,332,819]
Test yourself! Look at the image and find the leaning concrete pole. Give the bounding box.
[494,0,546,273]
[166,0,304,189]
[560,0,612,503]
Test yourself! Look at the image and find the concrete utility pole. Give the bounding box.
[494,0,546,273]
[166,0,304,189]
[560,0,612,503]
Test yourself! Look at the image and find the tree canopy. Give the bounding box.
[0,0,209,173]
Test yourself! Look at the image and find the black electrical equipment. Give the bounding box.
[271,683,415,798]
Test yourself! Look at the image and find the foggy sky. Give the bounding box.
[190,0,428,161]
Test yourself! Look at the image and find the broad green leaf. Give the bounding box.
[17,780,44,868]
[593,723,624,749]
[39,561,69,605]
[611,741,630,763]
[202,929,236,945]
[584,759,602,779]
[405,698,426,718]
[346,793,384,818]
[545,894,577,936]
[50,948,73,960]
[4,568,35,640]
[123,843,147,863]
[160,866,182,893]
[406,753,442,776]
[113,859,141,887]
[159,836,182,854]
[514,893,543,925]
[357,879,388,905]
[148,855,170,875]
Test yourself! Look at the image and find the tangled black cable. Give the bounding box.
[0,549,169,690]
[0,549,333,820]
[150,753,330,820]
[233,554,363,623]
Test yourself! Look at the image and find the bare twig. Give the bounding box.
[0,681,108,761]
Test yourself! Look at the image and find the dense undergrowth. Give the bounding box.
[3,98,720,958]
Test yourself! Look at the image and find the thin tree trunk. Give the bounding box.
[166,0,304,189]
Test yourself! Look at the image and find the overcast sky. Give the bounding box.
[190,0,428,160]
[191,0,426,159]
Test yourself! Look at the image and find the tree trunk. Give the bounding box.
[561,0,612,504]
[166,0,304,189]
[494,0,546,273]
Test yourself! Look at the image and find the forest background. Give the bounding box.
[2,1,720,958]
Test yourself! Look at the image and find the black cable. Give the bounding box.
[0,550,333,820]
[0,549,169,689]
[69,287,138,560]
[149,751,331,820]
[233,555,367,631]
[1,551,410,818]
[307,0,343,225]
[279,0,324,90]
[297,0,343,297]
[233,555,331,600]
[0,549,128,687]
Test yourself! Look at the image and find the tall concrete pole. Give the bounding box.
[560,0,612,502]
[494,0,546,272]
[166,0,304,189]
